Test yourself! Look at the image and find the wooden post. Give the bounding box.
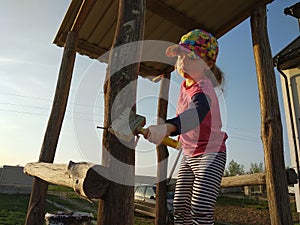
[155,73,171,225]
[97,0,145,224]
[25,31,79,225]
[25,1,95,224]
[250,5,293,225]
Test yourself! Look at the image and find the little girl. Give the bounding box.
[144,29,228,225]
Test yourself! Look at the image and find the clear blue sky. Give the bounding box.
[0,0,299,176]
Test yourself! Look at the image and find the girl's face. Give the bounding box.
[176,51,213,81]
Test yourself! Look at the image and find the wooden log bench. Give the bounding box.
[24,161,110,199]
[25,161,298,198]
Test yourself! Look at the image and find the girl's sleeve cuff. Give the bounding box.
[166,117,181,136]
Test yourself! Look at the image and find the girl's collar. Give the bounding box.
[183,77,209,88]
[184,78,195,87]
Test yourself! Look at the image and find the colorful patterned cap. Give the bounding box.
[166,29,219,61]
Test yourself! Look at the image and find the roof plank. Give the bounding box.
[53,0,274,78]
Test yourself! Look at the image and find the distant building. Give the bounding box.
[244,185,266,196]
[0,165,33,194]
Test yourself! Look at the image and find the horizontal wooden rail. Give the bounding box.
[168,169,298,191]
[25,161,298,195]
[167,173,266,191]
[221,173,266,188]
[24,161,110,199]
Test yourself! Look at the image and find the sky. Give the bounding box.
[0,0,299,177]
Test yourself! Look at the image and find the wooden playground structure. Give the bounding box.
[23,0,296,225]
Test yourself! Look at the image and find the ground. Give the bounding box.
[214,201,300,225]
[214,205,271,225]
[1,191,299,225]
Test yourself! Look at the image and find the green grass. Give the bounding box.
[0,192,248,225]
[0,189,154,225]
[0,194,29,225]
[0,193,61,225]
[0,189,298,225]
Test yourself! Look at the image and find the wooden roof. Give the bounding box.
[53,0,274,78]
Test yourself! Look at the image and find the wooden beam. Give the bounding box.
[24,162,110,199]
[221,173,265,188]
[78,40,108,60]
[77,40,173,78]
[167,173,266,191]
[215,0,274,38]
[167,169,297,191]
[25,31,79,225]
[146,0,274,38]
[71,0,96,32]
[25,162,296,195]
[57,34,168,78]
[155,73,171,225]
[250,5,293,225]
[146,0,209,33]
[97,0,146,224]
[25,1,97,224]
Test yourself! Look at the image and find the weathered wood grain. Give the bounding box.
[155,72,171,225]
[251,5,294,225]
[98,0,146,225]
[25,30,79,225]
[24,161,110,199]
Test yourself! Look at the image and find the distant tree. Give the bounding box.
[249,162,264,174]
[224,160,245,176]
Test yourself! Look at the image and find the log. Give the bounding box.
[24,161,297,198]
[167,173,266,191]
[251,5,293,225]
[25,1,96,224]
[220,169,297,187]
[98,0,145,224]
[221,173,265,188]
[24,161,110,199]
[167,169,297,191]
[155,73,171,225]
[25,30,79,225]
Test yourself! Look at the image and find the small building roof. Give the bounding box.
[273,35,300,70]
[53,0,273,78]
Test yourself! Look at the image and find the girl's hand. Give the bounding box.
[143,123,177,145]
[143,124,168,145]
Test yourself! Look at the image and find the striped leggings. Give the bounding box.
[173,151,226,225]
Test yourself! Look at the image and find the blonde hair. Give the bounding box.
[202,56,224,88]
[210,64,224,87]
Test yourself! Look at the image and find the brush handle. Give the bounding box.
[161,136,182,150]
[140,128,181,150]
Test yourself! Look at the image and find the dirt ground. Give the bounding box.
[214,204,299,225]
[214,205,271,225]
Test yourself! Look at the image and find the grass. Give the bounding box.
[0,185,155,225]
[0,194,29,225]
[0,193,61,225]
[0,188,298,225]
[0,192,269,225]
[216,195,269,210]
[0,192,251,225]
